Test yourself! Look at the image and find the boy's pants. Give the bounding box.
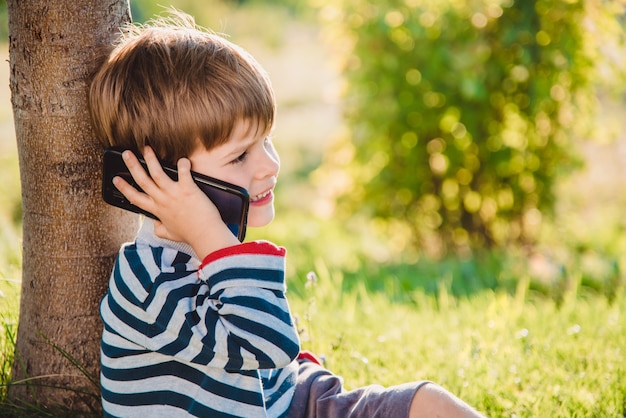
[286,359,429,418]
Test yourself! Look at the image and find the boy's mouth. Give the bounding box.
[250,189,273,205]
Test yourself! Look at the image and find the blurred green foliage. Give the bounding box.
[0,0,6,40]
[314,0,626,257]
[0,0,311,44]
[128,0,313,50]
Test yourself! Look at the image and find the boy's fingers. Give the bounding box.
[113,175,149,208]
[142,146,170,186]
[122,150,152,189]
[119,149,160,212]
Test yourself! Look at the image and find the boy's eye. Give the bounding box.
[230,151,248,165]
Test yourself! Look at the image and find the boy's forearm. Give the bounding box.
[198,241,300,369]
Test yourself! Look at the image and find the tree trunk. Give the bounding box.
[7,0,136,412]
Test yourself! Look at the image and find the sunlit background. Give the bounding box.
[1,0,625,297]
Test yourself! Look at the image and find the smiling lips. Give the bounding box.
[250,189,273,206]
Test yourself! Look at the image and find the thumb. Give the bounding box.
[177,158,194,184]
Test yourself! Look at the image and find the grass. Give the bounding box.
[0,246,624,417]
[291,265,626,417]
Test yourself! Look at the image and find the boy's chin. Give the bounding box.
[247,211,275,228]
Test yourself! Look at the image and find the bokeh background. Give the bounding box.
[0,0,625,297]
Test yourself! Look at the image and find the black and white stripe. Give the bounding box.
[100,221,300,417]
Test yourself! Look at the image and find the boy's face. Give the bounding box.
[188,121,280,228]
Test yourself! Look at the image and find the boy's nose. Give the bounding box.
[256,148,280,180]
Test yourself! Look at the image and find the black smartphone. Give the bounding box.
[102,147,249,242]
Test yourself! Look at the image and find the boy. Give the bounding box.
[89,11,485,418]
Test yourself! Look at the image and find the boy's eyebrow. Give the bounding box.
[222,135,258,160]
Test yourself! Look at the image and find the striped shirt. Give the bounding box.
[100,220,300,417]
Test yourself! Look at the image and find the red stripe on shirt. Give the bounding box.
[200,240,286,269]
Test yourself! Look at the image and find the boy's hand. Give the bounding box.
[112,146,240,259]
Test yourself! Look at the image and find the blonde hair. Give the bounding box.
[89,11,275,164]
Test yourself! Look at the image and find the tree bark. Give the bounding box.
[7,0,136,412]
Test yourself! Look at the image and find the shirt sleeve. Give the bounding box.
[101,240,300,371]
